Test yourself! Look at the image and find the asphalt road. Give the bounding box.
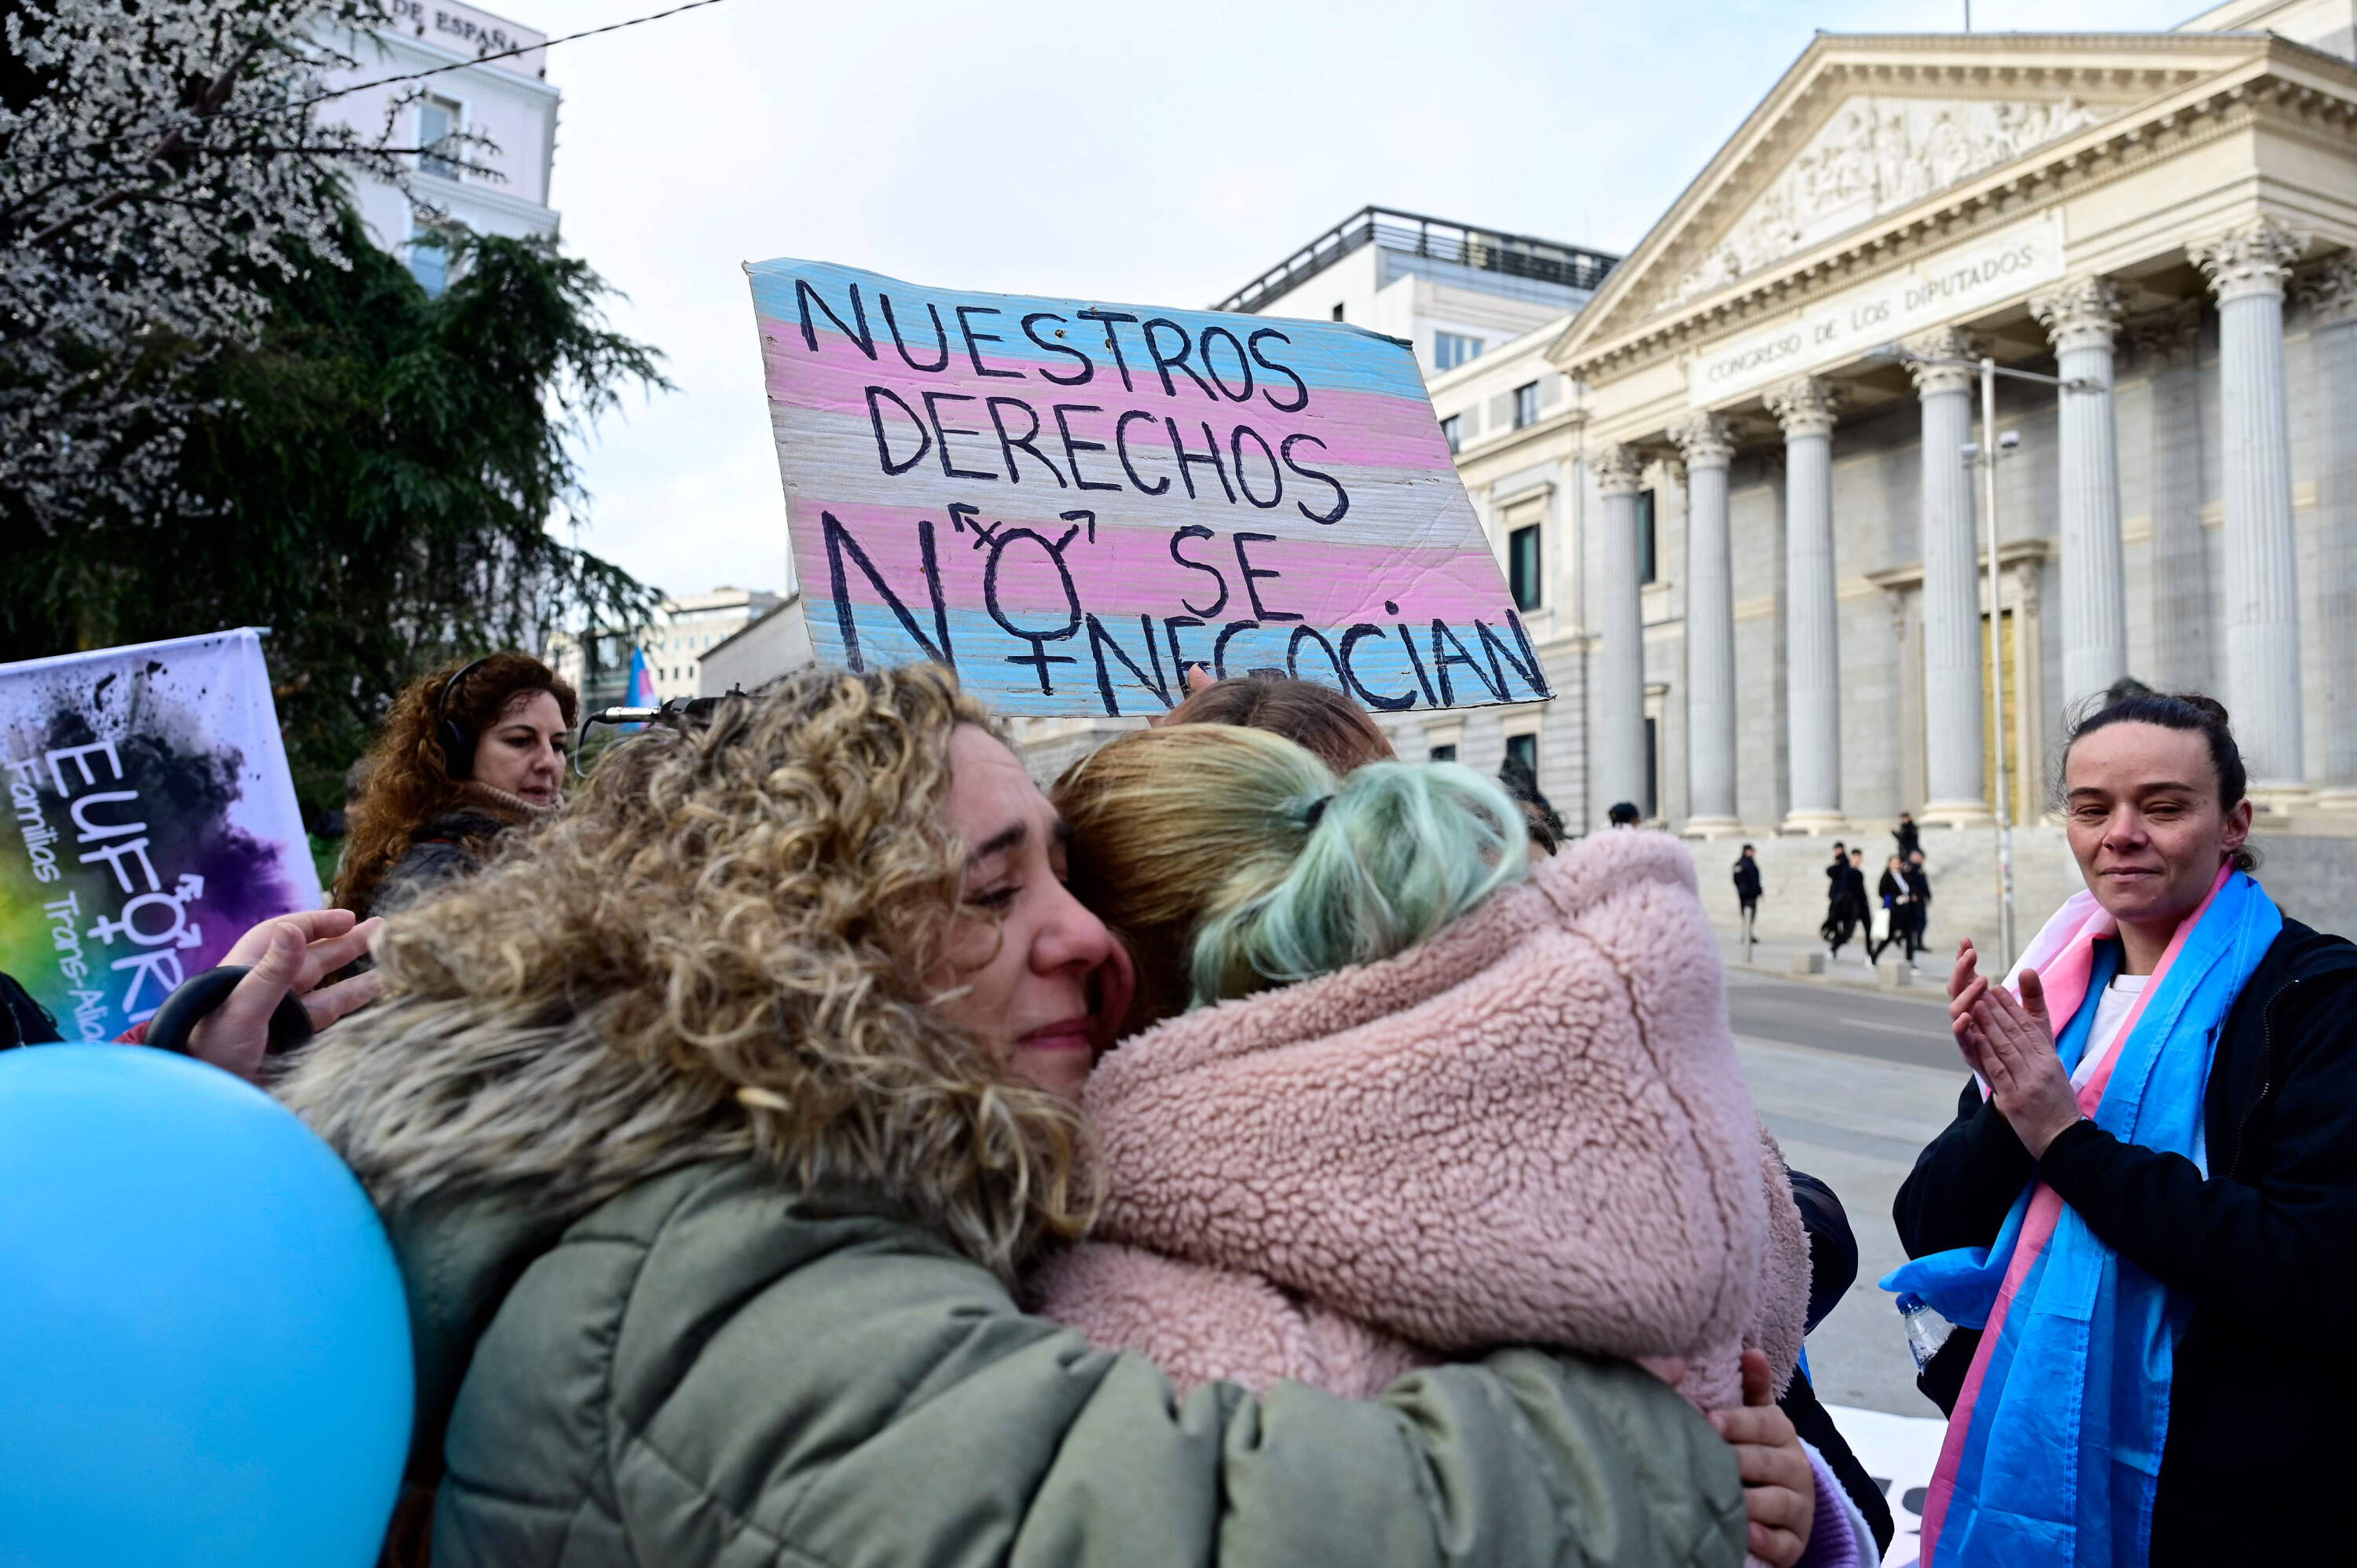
[1724,969,1967,1421]
[1725,968,1963,1073]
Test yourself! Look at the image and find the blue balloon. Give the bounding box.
[0,1045,411,1568]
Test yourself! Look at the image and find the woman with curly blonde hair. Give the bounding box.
[275,663,1749,1568]
[332,653,577,919]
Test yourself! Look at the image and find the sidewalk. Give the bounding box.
[1714,927,1948,1001]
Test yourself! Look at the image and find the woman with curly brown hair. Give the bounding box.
[332,653,577,919]
[274,663,1750,1568]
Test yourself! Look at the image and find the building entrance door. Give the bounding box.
[1981,609,2027,822]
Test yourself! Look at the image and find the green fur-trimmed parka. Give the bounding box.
[283,998,1747,1568]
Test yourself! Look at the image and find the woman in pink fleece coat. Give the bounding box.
[1043,724,1847,1567]
[1044,720,1805,1404]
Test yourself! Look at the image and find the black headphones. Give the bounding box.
[434,655,492,781]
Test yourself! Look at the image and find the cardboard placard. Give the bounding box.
[747,258,1549,716]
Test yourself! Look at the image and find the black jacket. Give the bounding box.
[372,808,515,917]
[0,969,60,1048]
[1894,917,2357,1563]
[1779,1168,1894,1556]
[1732,857,1762,902]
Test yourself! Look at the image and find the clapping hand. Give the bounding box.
[1948,939,2084,1158]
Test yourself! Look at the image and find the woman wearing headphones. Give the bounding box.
[333,654,577,921]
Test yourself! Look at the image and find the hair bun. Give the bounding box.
[2175,691,2231,727]
[2103,676,2156,705]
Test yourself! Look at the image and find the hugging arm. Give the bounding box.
[546,1200,1749,1568]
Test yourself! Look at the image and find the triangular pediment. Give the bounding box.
[1553,31,2280,371]
[1667,93,2112,306]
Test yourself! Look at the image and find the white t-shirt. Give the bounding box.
[2070,974,2150,1091]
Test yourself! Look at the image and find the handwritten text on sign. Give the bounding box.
[748,259,1547,716]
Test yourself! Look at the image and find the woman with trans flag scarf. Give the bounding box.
[1888,680,2357,1566]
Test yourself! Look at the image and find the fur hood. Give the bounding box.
[1034,830,1804,1410]
[276,995,763,1453]
[278,998,753,1228]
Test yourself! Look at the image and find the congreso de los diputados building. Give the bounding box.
[899,0,2357,954]
[1313,1,2357,953]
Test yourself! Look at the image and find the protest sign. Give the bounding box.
[1,630,321,1041]
[747,258,1548,716]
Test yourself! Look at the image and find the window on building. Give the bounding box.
[1331,302,1345,321]
[1512,381,1540,429]
[1508,523,1542,611]
[1644,716,1660,819]
[1435,332,1485,372]
[417,94,462,179]
[1429,743,1458,763]
[407,219,451,296]
[1505,731,1538,781]
[1637,488,1658,585]
[1441,414,1462,455]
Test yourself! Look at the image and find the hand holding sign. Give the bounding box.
[747,260,1549,718]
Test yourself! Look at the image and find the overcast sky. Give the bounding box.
[539,0,2194,603]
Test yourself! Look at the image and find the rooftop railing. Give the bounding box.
[1213,206,1619,316]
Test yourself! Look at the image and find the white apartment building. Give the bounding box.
[551,588,787,713]
[1218,207,1617,384]
[314,2,560,292]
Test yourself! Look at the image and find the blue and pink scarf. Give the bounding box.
[1882,864,2279,1566]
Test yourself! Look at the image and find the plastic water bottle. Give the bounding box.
[1897,1292,1953,1372]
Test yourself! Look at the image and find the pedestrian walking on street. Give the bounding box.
[1894,811,1922,863]
[1890,680,2357,1566]
[1734,844,1764,947]
[1905,850,1934,955]
[1819,842,1854,958]
[1837,849,1872,965]
[1868,854,1910,966]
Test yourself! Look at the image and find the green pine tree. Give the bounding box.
[1,209,667,818]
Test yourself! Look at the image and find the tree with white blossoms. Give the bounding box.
[0,0,449,529]
[1,0,667,822]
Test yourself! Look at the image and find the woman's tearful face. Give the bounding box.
[930,724,1132,1098]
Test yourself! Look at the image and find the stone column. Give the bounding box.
[1593,444,1649,815]
[2032,277,2129,707]
[1766,376,1846,833]
[1673,415,1739,833]
[2130,304,2211,693]
[2193,218,2310,803]
[2305,258,2357,808]
[1904,328,1991,826]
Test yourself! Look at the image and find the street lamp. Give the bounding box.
[1870,346,2097,970]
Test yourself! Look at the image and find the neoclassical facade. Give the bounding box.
[1417,20,2357,864]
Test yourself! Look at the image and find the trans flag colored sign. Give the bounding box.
[747,258,1549,716]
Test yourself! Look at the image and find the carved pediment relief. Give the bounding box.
[1662,94,2112,310]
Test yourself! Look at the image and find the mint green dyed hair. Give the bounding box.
[1189,746,1528,1007]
